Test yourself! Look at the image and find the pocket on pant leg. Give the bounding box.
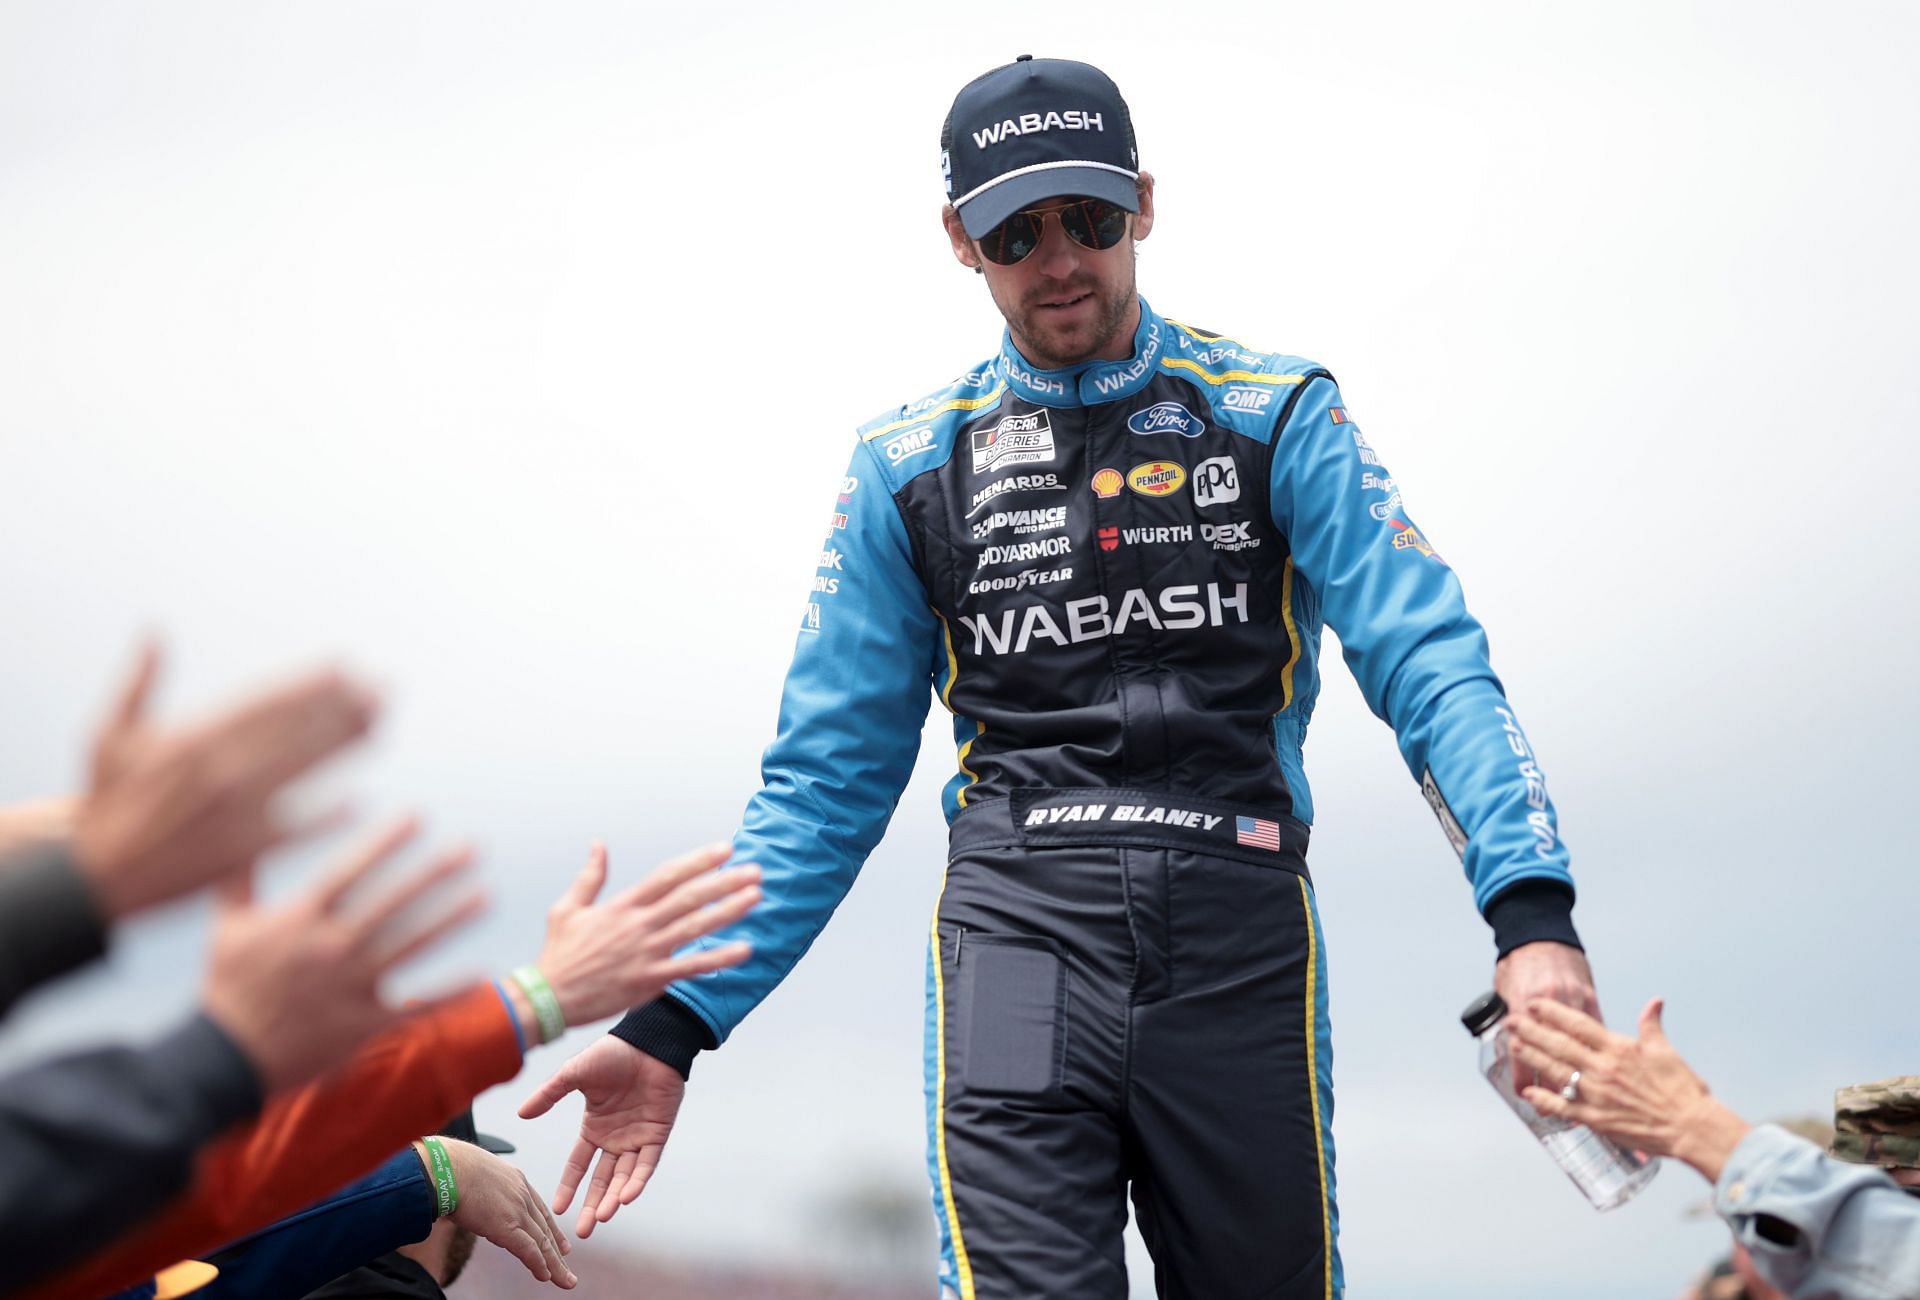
[956,935,1068,1096]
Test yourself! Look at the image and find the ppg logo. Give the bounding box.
[1193,455,1241,507]
[1222,386,1273,413]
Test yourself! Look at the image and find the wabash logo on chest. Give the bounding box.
[972,412,1055,475]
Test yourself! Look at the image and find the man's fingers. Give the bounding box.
[1638,996,1668,1045]
[556,843,610,913]
[651,882,762,953]
[616,842,734,909]
[575,1149,619,1238]
[496,1223,552,1282]
[660,940,754,982]
[1522,1084,1582,1121]
[212,670,379,786]
[371,888,489,971]
[1525,997,1612,1050]
[212,866,257,911]
[595,1149,638,1222]
[1510,1011,1595,1070]
[315,816,421,911]
[1510,1036,1580,1089]
[518,1069,577,1122]
[616,1145,662,1206]
[104,640,162,734]
[351,845,477,943]
[545,1135,595,1213]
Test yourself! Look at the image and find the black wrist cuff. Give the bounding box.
[1485,879,1582,957]
[609,996,716,1081]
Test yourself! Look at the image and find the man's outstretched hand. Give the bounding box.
[1494,940,1599,1093]
[519,1035,686,1238]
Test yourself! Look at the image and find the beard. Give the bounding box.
[441,1227,477,1286]
[1003,262,1138,370]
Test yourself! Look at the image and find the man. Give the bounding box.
[525,56,1593,1299]
[1513,1003,1920,1299]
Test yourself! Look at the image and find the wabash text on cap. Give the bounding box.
[941,55,1139,239]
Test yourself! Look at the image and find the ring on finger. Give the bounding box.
[1561,1069,1581,1102]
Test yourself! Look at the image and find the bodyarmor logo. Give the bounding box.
[968,472,1064,516]
[957,582,1250,656]
[977,536,1072,569]
[882,427,935,464]
[972,411,1056,475]
[1126,402,1204,438]
[1127,461,1187,497]
[1223,386,1273,413]
[1193,456,1240,508]
[970,109,1104,149]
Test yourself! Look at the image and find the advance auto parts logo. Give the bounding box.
[1127,461,1187,498]
[972,411,1055,475]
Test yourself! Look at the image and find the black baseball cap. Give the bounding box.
[941,55,1140,239]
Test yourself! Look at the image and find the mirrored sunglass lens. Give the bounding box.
[1056,200,1128,251]
[985,213,1041,265]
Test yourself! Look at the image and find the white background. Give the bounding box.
[3,3,1917,1296]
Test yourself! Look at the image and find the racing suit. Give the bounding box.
[614,299,1581,1300]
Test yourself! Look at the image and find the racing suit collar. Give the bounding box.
[996,298,1164,408]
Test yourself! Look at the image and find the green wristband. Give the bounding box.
[422,1136,459,1218]
[511,965,567,1045]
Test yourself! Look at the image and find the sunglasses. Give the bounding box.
[979,197,1130,266]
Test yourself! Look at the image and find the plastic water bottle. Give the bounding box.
[1460,991,1659,1210]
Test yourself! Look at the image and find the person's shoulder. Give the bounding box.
[853,357,1006,484]
[1159,317,1330,440]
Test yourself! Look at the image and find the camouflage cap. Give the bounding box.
[1831,1075,1920,1169]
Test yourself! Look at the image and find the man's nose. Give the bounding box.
[1031,212,1082,279]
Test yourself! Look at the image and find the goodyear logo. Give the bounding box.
[1127,461,1187,498]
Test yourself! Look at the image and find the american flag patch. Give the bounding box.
[1236,816,1281,851]
[1329,407,1348,424]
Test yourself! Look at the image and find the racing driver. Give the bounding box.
[523,55,1600,1300]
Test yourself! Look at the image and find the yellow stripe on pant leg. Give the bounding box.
[930,885,977,1300]
[1299,876,1332,1300]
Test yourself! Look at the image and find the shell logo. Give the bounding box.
[1091,468,1124,499]
[1126,461,1188,498]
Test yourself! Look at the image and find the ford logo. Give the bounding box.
[1126,402,1204,438]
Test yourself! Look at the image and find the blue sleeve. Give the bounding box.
[655,436,938,1044]
[1717,1125,1920,1299]
[194,1148,435,1300]
[1270,377,1575,918]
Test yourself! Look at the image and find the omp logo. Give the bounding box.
[971,109,1105,149]
[967,472,1064,517]
[977,536,1071,569]
[1126,461,1186,497]
[1126,402,1204,438]
[957,582,1250,656]
[1223,386,1273,413]
[882,427,935,464]
[972,411,1056,475]
[1192,456,1240,508]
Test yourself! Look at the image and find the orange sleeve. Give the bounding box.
[26,983,523,1300]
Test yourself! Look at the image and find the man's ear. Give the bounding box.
[943,204,983,271]
[1131,171,1156,243]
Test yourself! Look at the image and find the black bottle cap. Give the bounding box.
[1460,991,1508,1036]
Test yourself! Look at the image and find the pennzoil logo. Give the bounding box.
[1127,461,1187,498]
[1091,467,1124,499]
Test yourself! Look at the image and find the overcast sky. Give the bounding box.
[3,3,1917,1297]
